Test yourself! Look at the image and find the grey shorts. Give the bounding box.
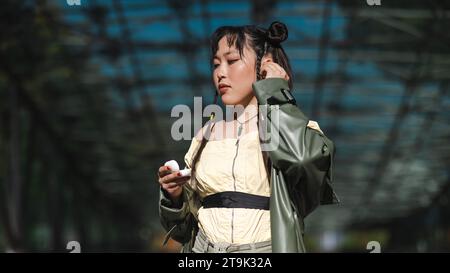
[191,229,272,253]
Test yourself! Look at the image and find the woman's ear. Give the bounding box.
[261,54,273,64]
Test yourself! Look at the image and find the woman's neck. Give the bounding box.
[234,96,258,123]
[231,96,259,136]
[212,96,259,139]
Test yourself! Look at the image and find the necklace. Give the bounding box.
[235,112,258,137]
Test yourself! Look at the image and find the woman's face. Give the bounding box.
[212,36,257,106]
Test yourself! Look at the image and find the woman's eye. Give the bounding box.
[213,63,219,68]
[228,59,239,65]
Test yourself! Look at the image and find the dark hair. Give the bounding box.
[190,21,293,187]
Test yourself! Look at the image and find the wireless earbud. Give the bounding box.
[164,160,191,177]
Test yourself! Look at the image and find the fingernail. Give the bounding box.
[167,166,171,171]
[177,172,181,177]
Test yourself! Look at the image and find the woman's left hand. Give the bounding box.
[260,60,290,81]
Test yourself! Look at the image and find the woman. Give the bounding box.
[158,21,339,253]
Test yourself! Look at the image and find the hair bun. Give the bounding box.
[266,21,288,45]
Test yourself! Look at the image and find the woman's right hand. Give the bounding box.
[158,165,190,203]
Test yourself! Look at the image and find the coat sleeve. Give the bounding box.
[159,186,194,245]
[158,137,200,245]
[253,78,339,218]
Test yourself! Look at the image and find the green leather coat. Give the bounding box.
[159,78,339,253]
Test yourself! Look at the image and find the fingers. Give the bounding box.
[260,62,287,80]
[261,61,281,73]
[267,62,283,74]
[159,171,180,184]
[158,165,172,178]
[160,176,189,191]
[267,62,284,75]
[159,171,189,186]
[164,178,189,189]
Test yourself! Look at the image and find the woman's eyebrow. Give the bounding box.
[214,50,239,59]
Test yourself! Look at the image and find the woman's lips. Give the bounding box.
[219,86,230,94]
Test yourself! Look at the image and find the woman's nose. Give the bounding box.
[216,65,226,80]
[217,73,225,82]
